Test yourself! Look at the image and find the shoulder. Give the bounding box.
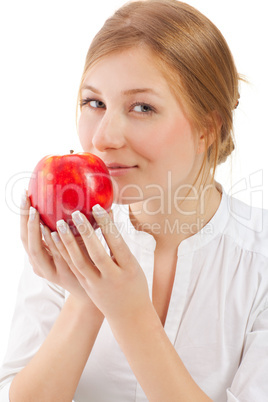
[223,194,268,259]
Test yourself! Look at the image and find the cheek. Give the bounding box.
[146,118,196,164]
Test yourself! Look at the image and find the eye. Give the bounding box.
[80,98,106,109]
[131,102,155,114]
[90,100,105,109]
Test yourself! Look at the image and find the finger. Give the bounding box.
[108,209,114,221]
[20,189,30,253]
[41,223,84,282]
[56,219,100,280]
[92,205,135,268]
[72,207,132,270]
[27,207,52,274]
[50,231,74,266]
[40,225,65,260]
[38,225,90,298]
[49,230,87,285]
[50,230,83,276]
[71,211,116,276]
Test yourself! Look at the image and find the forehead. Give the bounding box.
[82,47,172,91]
[80,46,190,122]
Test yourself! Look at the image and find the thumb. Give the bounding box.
[108,208,114,222]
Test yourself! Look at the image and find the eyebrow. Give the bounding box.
[81,85,161,97]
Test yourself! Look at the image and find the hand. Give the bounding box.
[20,191,100,309]
[55,204,151,323]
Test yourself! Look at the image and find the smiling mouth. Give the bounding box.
[105,164,138,176]
[106,162,137,169]
[105,163,137,169]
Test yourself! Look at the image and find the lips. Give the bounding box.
[105,163,137,169]
[105,162,138,177]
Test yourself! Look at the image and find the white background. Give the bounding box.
[0,0,267,363]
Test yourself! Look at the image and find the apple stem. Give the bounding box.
[70,150,74,154]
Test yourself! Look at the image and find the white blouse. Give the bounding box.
[0,185,268,401]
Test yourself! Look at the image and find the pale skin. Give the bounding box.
[9,47,221,401]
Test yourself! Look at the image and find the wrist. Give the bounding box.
[107,298,162,339]
[67,294,104,326]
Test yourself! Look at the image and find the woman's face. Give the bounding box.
[78,47,205,206]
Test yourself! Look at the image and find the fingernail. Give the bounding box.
[72,211,84,225]
[92,204,107,218]
[21,189,28,208]
[51,231,60,242]
[40,223,46,237]
[56,219,68,234]
[29,207,36,221]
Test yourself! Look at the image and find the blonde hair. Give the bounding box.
[78,0,241,182]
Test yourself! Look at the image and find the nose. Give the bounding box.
[92,111,126,152]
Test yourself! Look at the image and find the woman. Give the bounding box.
[1,0,267,400]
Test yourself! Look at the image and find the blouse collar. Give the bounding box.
[113,182,229,256]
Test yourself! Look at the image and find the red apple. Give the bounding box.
[28,151,113,235]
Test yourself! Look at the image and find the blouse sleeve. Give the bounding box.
[226,280,268,400]
[0,255,65,401]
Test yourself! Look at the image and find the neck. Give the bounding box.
[129,178,222,249]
